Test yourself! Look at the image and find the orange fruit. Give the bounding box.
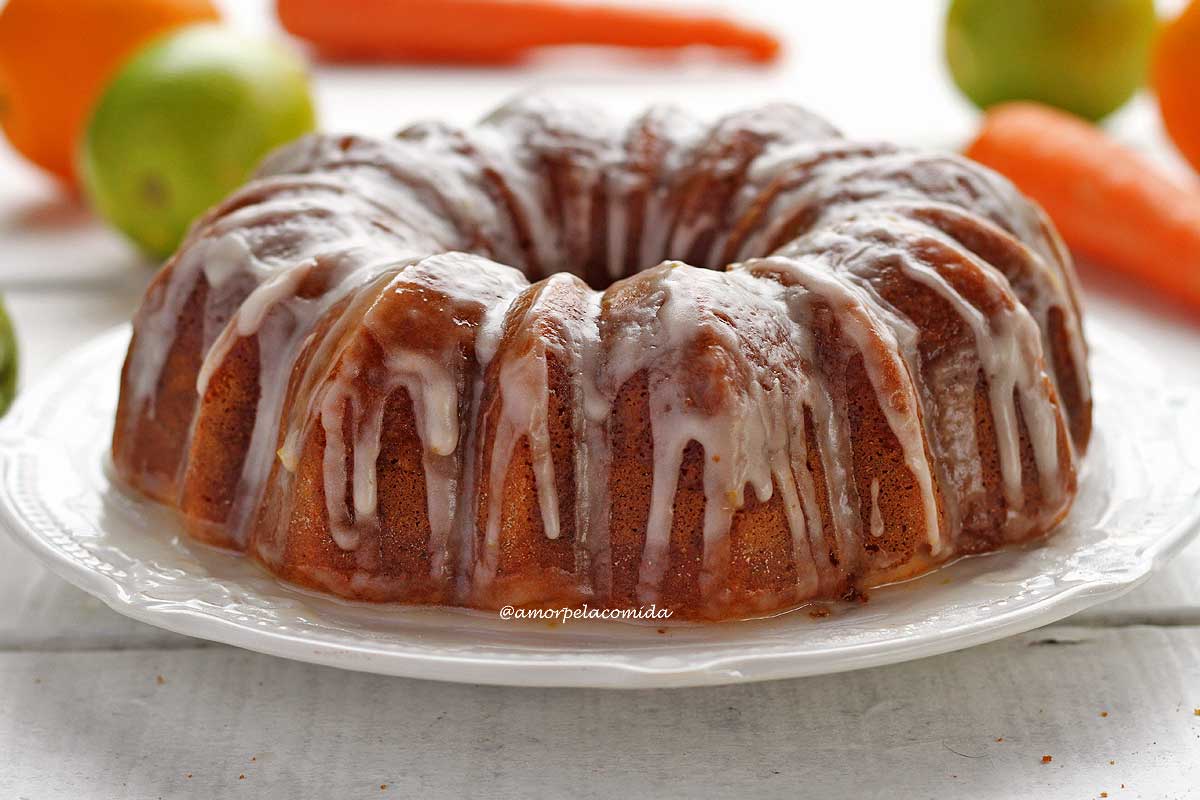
[0,0,220,185]
[1154,0,1200,174]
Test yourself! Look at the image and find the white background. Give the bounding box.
[1,1,1198,797]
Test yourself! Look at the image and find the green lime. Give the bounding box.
[80,24,317,259]
[945,0,1157,121]
[0,295,17,416]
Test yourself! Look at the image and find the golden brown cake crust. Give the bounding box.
[112,97,1090,621]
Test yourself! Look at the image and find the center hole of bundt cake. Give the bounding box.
[549,239,733,293]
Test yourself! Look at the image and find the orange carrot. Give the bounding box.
[965,102,1200,310]
[276,0,781,64]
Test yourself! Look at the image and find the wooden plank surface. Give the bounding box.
[2,627,1198,799]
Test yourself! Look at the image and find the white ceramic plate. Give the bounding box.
[1,322,1198,688]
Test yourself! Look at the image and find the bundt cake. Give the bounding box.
[112,96,1091,621]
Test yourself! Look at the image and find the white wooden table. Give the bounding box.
[2,2,1198,797]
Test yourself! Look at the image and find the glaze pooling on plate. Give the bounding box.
[0,322,1197,686]
[111,96,1089,618]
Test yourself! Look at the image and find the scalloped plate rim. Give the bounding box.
[0,323,1197,689]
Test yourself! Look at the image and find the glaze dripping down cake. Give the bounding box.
[112,97,1090,620]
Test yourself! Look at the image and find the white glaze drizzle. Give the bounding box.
[116,97,1089,612]
[746,255,946,555]
[869,478,884,538]
[301,254,527,574]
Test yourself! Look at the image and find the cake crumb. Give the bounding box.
[1100,793,1108,798]
[808,606,831,619]
[843,586,870,604]
[155,675,165,685]
[1193,708,1199,716]
[657,628,667,634]
[1041,755,1053,764]
[250,757,256,762]
[185,774,192,779]
[1099,711,1108,718]
[995,737,1004,743]
[239,774,246,780]
[1109,760,1115,765]
[381,785,388,791]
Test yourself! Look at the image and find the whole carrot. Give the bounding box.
[965,102,1200,310]
[276,0,781,64]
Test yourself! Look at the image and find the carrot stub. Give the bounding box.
[276,0,781,64]
[965,102,1200,310]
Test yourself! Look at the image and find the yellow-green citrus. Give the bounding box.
[945,0,1157,121]
[0,295,17,416]
[81,24,317,259]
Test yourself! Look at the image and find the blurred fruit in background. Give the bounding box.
[276,0,781,65]
[0,296,16,417]
[0,0,220,186]
[945,0,1156,121]
[81,25,318,259]
[1153,0,1200,174]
